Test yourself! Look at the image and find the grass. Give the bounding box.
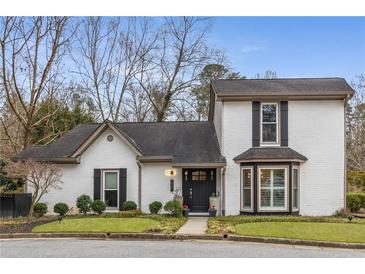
[235,222,365,243]
[207,215,365,235]
[31,214,187,234]
[32,217,160,233]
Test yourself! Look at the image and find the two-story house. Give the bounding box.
[14,78,355,216]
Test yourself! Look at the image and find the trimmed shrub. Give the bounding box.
[346,192,365,212]
[76,195,92,214]
[347,171,365,192]
[149,201,163,214]
[164,200,182,217]
[121,201,137,211]
[91,200,106,215]
[33,203,48,217]
[53,203,69,216]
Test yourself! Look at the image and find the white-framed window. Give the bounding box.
[258,166,288,211]
[102,170,119,209]
[241,167,253,211]
[261,102,279,145]
[292,167,300,211]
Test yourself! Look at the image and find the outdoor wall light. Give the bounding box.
[165,169,176,176]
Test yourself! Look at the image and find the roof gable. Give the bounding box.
[14,121,225,165]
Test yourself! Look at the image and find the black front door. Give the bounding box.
[182,169,216,212]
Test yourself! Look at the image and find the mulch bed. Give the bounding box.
[0,217,57,233]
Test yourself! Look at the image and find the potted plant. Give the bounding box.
[182,204,190,217]
[208,205,217,217]
[209,192,219,210]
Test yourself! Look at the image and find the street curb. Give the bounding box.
[1,232,364,249]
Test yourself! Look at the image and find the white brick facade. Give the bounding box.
[214,99,346,216]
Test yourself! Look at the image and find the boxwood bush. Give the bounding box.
[121,200,137,211]
[54,203,69,216]
[149,201,163,214]
[91,200,106,215]
[164,200,182,217]
[33,203,48,217]
[76,195,92,214]
[347,192,365,212]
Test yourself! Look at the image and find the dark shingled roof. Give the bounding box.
[233,147,307,162]
[211,77,355,98]
[14,121,226,165]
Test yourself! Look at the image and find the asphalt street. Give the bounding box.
[1,239,365,258]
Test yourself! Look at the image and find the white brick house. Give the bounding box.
[15,78,354,216]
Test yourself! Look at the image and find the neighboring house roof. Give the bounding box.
[211,77,355,100]
[233,147,308,163]
[13,121,226,166]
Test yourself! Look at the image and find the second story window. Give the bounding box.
[261,103,279,144]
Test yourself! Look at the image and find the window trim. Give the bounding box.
[292,167,300,212]
[260,102,280,146]
[102,169,119,209]
[257,165,289,212]
[240,166,254,212]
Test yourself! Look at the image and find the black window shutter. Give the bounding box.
[119,168,127,211]
[252,101,260,147]
[93,169,101,200]
[280,101,288,146]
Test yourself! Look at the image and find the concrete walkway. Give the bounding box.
[176,217,208,235]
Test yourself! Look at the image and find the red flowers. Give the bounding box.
[183,204,189,209]
[209,205,215,209]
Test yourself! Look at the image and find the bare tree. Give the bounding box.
[5,160,63,216]
[347,74,365,171]
[254,70,278,79]
[119,87,153,122]
[137,17,215,121]
[73,17,156,122]
[0,16,73,152]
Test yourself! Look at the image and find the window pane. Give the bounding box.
[260,169,271,187]
[293,169,299,188]
[293,189,298,209]
[243,190,251,207]
[192,171,207,181]
[105,190,117,207]
[262,104,276,122]
[243,170,251,188]
[105,172,117,189]
[273,189,285,207]
[260,189,271,207]
[262,124,277,142]
[273,169,285,187]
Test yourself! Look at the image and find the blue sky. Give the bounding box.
[209,17,365,83]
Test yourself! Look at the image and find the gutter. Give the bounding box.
[11,157,80,164]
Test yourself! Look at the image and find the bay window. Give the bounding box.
[241,167,253,211]
[261,103,279,144]
[258,167,288,211]
[293,167,300,211]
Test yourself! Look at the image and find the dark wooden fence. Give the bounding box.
[0,193,32,218]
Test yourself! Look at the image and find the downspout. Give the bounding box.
[137,160,142,210]
[344,96,348,210]
[221,166,226,216]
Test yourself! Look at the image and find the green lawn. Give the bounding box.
[32,217,160,233]
[235,222,365,243]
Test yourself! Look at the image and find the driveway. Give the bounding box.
[1,239,364,258]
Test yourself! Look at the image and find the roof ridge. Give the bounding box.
[115,120,211,124]
[212,77,344,81]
